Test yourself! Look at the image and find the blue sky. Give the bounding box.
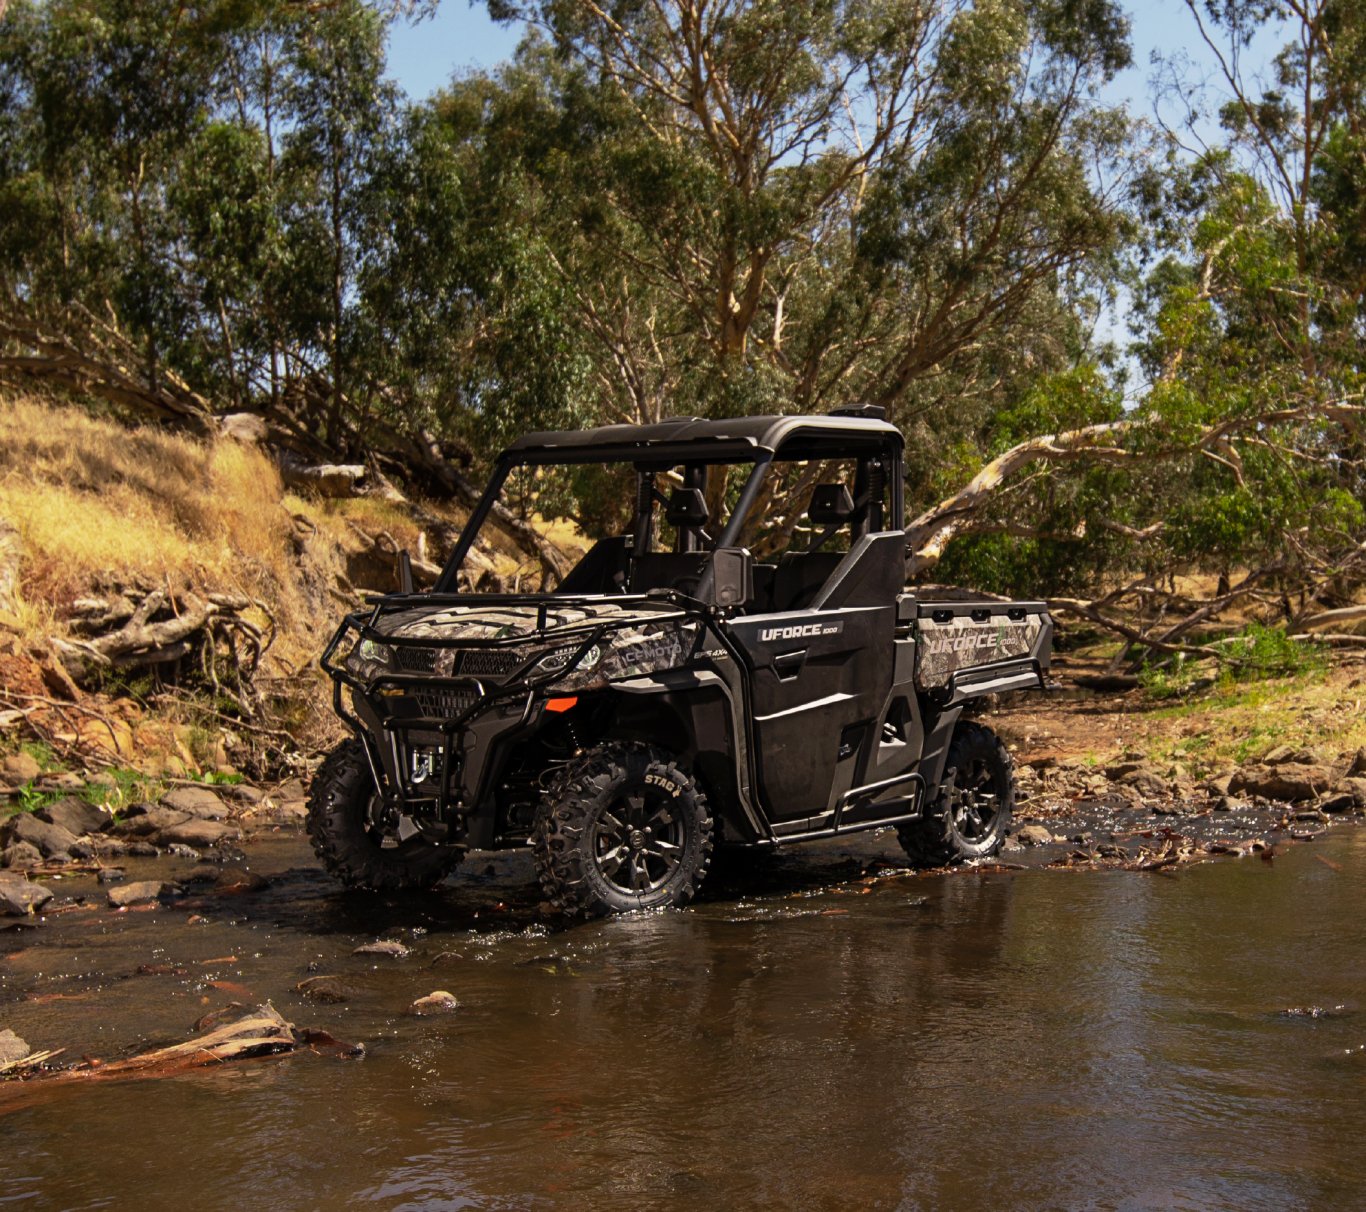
[385,0,1283,134]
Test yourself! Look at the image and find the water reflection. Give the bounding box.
[2,831,1365,1210]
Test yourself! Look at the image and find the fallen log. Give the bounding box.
[0,1004,360,1115]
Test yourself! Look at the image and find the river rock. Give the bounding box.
[296,975,352,1004]
[1,840,42,869]
[155,818,241,848]
[1204,770,1237,797]
[0,874,53,915]
[1,752,41,783]
[352,940,410,958]
[222,783,265,806]
[1106,760,1168,799]
[1230,764,1335,803]
[112,805,193,838]
[159,786,229,820]
[409,990,459,1016]
[36,796,112,836]
[1015,824,1056,846]
[1,813,79,859]
[87,835,129,859]
[1334,776,1366,809]
[107,880,173,908]
[0,1028,30,1065]
[1261,744,1321,766]
[1317,790,1357,814]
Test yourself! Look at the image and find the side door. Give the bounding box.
[725,537,901,824]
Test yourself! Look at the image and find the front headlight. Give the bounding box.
[534,643,602,677]
[345,636,394,680]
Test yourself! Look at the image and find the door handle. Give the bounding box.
[773,650,806,679]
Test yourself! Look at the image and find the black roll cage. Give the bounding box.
[434,424,906,594]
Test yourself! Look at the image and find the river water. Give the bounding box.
[2,826,1365,1210]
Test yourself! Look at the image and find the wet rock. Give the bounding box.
[409,990,459,1016]
[159,786,229,821]
[1106,760,1168,798]
[97,867,127,884]
[124,841,159,858]
[68,838,97,859]
[36,796,112,836]
[164,843,200,858]
[1204,770,1237,797]
[0,873,53,915]
[1213,795,1251,813]
[1335,777,1366,809]
[275,777,307,801]
[155,818,241,848]
[214,868,268,894]
[88,836,128,858]
[1,840,42,870]
[1151,802,1184,816]
[1230,764,1335,803]
[112,805,192,838]
[352,940,410,958]
[2,752,42,782]
[1280,1004,1352,1019]
[222,783,265,806]
[0,1028,31,1065]
[1,812,79,858]
[107,880,174,908]
[1015,824,1057,846]
[295,975,351,1004]
[1317,791,1356,815]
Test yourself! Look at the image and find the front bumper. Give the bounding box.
[321,613,609,840]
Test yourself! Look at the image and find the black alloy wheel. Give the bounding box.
[533,742,713,916]
[897,721,1015,868]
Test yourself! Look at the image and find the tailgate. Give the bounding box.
[913,599,1051,697]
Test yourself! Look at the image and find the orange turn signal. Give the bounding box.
[545,696,579,713]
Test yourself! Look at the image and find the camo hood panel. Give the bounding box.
[358,601,698,691]
[915,614,1044,689]
[374,601,677,643]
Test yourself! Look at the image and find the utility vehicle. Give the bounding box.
[308,407,1052,915]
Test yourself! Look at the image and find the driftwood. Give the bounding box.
[54,586,273,714]
[280,460,369,498]
[0,1004,361,1116]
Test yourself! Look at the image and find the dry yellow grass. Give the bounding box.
[0,395,295,599]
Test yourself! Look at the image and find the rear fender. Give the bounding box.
[916,705,965,796]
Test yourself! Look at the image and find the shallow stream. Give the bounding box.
[3,827,1365,1209]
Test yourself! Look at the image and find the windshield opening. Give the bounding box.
[437,447,895,607]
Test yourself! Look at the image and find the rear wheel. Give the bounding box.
[306,738,461,891]
[533,742,713,917]
[898,721,1014,868]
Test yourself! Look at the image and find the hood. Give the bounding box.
[370,599,683,643]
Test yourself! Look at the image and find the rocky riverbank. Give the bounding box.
[2,733,1364,922]
[0,773,307,918]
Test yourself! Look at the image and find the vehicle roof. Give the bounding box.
[502,413,902,464]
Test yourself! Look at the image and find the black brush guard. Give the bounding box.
[319,593,694,828]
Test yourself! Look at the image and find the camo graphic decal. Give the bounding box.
[914,615,1043,689]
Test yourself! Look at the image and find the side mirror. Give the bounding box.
[705,547,753,610]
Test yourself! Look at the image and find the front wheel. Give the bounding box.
[533,743,713,917]
[306,738,461,892]
[898,721,1015,868]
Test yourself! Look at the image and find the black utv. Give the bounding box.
[309,407,1052,916]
